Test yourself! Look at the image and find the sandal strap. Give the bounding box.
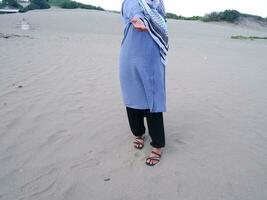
[151,150,161,157]
[134,139,144,143]
[133,141,143,145]
[146,162,158,166]
[146,157,160,161]
[136,136,145,139]
[146,158,160,162]
[134,137,144,143]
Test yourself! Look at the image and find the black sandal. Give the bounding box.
[133,135,145,149]
[146,150,162,166]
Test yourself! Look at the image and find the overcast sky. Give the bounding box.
[77,0,267,17]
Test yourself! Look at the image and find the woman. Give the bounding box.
[119,0,168,166]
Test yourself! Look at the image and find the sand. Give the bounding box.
[0,7,267,200]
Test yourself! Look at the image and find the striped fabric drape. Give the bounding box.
[138,0,169,65]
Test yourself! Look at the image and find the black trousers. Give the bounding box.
[126,106,165,148]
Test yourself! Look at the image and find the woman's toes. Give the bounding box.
[151,159,156,165]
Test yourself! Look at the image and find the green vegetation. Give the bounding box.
[231,35,267,40]
[166,12,182,20]
[60,0,79,8]
[21,0,50,12]
[48,0,104,10]
[166,12,201,21]
[166,9,267,24]
[187,16,202,21]
[47,0,67,6]
[1,0,104,12]
[202,10,241,22]
[167,10,242,22]
[202,9,267,23]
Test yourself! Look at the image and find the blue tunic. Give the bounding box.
[119,0,166,113]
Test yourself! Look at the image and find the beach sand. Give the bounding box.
[0,7,267,200]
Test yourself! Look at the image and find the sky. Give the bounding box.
[76,0,267,17]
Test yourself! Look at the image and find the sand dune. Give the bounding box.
[0,7,267,200]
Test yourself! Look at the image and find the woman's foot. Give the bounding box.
[146,148,162,166]
[133,135,145,149]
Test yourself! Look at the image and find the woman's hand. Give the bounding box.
[130,18,148,32]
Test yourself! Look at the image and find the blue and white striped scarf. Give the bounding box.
[138,0,169,65]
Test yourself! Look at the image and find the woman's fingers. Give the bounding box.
[130,18,148,32]
[141,26,149,31]
[139,26,149,31]
[137,27,148,32]
[130,18,138,23]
